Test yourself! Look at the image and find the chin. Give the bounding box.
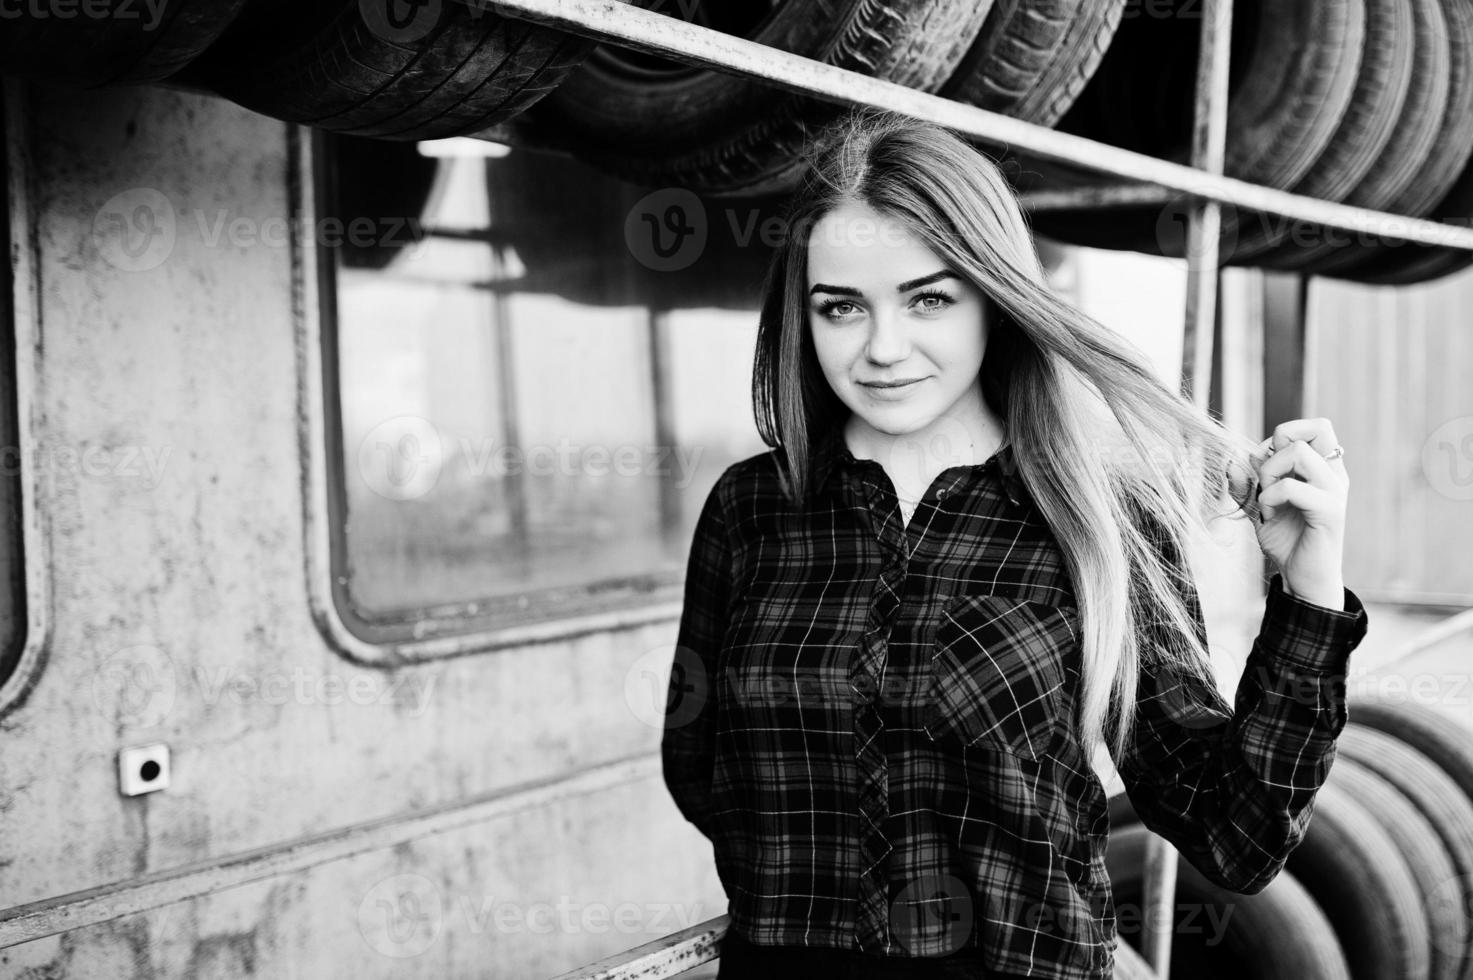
[857,412,933,435]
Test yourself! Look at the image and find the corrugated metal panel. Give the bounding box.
[1308,270,1473,605]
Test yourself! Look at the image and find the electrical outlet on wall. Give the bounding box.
[118,743,170,796]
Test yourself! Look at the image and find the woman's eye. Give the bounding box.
[913,292,955,313]
[818,300,860,319]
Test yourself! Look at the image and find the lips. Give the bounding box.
[862,379,923,388]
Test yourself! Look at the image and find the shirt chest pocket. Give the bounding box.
[923,594,1080,760]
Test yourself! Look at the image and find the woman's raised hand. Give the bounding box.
[1250,417,1349,610]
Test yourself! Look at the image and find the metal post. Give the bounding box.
[1180,0,1234,412]
[1145,1,1233,976]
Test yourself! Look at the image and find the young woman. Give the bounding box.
[664,108,1369,980]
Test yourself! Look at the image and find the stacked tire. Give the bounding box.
[0,0,599,141]
[170,0,599,140]
[8,2,1469,283]
[1106,695,1473,980]
[0,0,252,87]
[534,0,1130,197]
[1023,0,1473,285]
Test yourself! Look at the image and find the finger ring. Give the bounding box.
[1323,445,1345,461]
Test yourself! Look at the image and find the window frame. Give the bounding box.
[304,127,700,662]
[0,81,52,718]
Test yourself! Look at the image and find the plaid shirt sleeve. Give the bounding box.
[661,474,734,840]
[1117,536,1369,895]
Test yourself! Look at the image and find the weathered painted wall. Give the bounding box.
[0,80,723,978]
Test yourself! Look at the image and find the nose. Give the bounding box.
[864,306,911,364]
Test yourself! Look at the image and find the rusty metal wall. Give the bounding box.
[0,82,723,978]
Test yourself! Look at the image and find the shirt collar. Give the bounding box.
[810,423,1026,507]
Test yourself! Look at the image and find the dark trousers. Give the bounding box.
[717,928,1036,980]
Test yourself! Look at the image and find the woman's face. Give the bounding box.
[806,201,992,452]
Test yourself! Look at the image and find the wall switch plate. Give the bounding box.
[119,743,170,796]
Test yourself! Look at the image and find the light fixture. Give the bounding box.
[417,137,513,159]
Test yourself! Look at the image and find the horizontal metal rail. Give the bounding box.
[1019,183,1178,211]
[550,915,728,980]
[477,0,1473,252]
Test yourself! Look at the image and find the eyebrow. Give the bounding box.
[809,270,959,297]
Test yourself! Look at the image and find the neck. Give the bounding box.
[844,408,1005,497]
[845,412,1005,469]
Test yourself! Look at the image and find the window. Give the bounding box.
[316,132,768,645]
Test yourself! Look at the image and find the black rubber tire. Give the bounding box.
[1218,0,1416,263]
[1342,168,1473,284]
[536,0,1000,197]
[1328,755,1462,980]
[1105,823,1351,980]
[1022,0,1366,257]
[1253,0,1456,273]
[1309,0,1473,284]
[1283,778,1432,980]
[1340,725,1473,980]
[937,0,1128,127]
[0,0,249,87]
[1342,697,1473,805]
[1341,169,1473,283]
[173,0,595,140]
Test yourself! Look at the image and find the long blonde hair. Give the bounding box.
[751,107,1263,767]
